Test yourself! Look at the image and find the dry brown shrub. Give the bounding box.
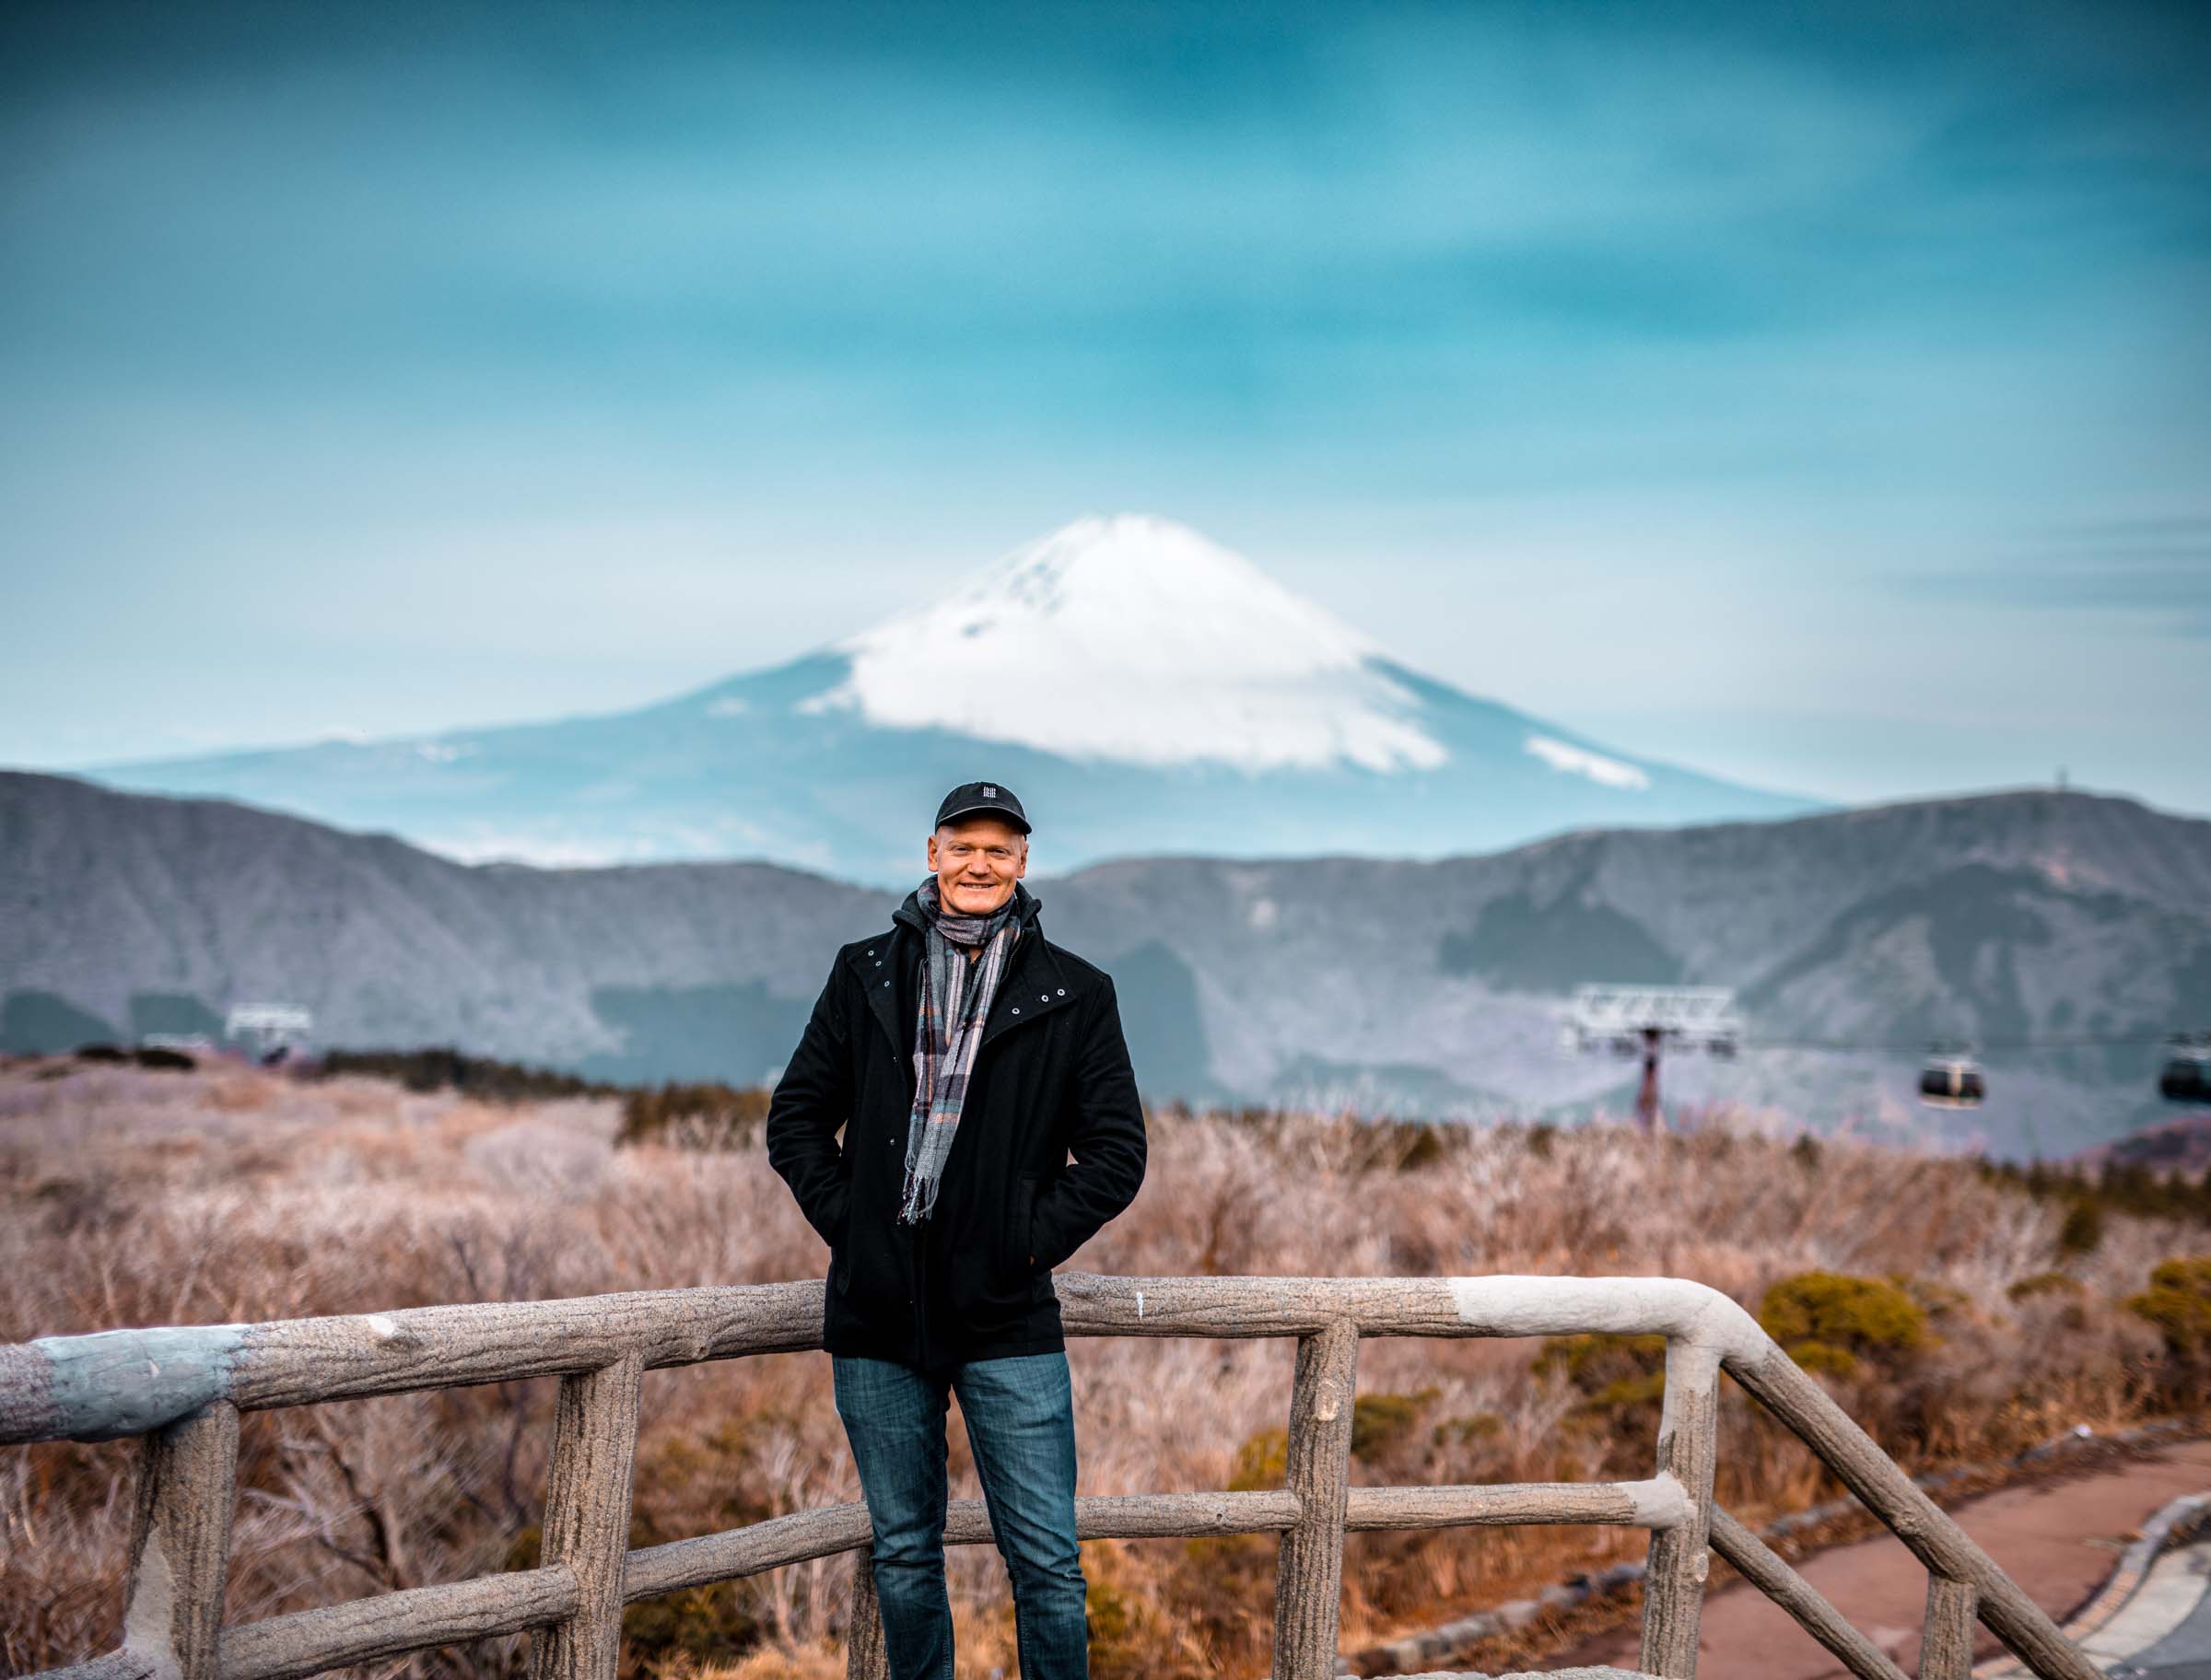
[0,1067,2198,1677]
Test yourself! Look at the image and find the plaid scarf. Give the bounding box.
[898,875,1024,1223]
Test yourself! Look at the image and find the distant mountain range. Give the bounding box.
[66,515,1824,883]
[6,770,2208,1160]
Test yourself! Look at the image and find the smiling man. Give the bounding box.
[766,779,1148,1680]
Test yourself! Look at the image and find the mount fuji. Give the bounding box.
[77,516,1826,883]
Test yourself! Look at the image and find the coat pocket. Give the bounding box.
[830,1186,855,1296]
[1007,1173,1040,1275]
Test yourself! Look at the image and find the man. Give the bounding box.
[766,779,1148,1680]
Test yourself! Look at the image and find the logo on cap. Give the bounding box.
[982,785,997,797]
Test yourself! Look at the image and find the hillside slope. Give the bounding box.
[6,771,2207,1155]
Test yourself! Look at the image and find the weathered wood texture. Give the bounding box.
[1705,1507,1908,1680]
[1724,1348,2098,1680]
[1920,1575,1979,1680]
[122,1400,239,1680]
[6,1274,2102,1680]
[40,1654,163,1680]
[530,1351,644,1680]
[1272,1318,1360,1680]
[219,1569,579,1680]
[1,1287,818,1446]
[0,1275,1777,1445]
[1639,1341,1719,1680]
[1343,1476,1689,1532]
[845,1550,888,1680]
[625,1489,1305,1600]
[633,1503,872,1602]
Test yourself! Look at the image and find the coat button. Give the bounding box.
[883,980,891,988]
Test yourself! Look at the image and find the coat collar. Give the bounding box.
[855,881,1076,1057]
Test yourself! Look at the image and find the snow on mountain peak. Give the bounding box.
[806,515,1448,772]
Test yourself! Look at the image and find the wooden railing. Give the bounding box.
[1,1274,2098,1680]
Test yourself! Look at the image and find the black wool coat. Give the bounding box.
[765,880,1147,1371]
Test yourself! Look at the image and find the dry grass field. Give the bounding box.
[2,1056,2205,1678]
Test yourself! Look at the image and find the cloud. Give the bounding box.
[1903,515,2211,634]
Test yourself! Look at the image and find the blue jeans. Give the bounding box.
[832,1351,1088,1680]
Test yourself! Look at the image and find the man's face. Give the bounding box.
[927,816,1027,916]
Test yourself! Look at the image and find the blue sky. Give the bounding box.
[3,0,2207,816]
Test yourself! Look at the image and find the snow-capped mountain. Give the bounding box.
[813,516,1446,772]
[76,515,1826,883]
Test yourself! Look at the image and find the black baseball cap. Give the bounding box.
[934,780,1030,834]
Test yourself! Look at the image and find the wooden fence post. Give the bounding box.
[845,1547,889,1680]
[530,1351,643,1680]
[1639,1337,1720,1680]
[1271,1317,1359,1680]
[1920,1575,1978,1680]
[122,1401,240,1680]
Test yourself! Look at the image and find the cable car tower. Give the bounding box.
[1560,985,1742,1133]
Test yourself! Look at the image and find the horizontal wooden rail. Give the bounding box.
[1,1273,2099,1680]
[1343,1476,1690,1532]
[40,1570,582,1680]
[623,1489,1306,1601]
[224,1569,581,1680]
[2,1273,1770,1446]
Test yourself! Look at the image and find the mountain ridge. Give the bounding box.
[7,769,2207,1159]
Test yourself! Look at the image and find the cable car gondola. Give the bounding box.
[2158,1034,2211,1105]
[1919,1042,1985,1110]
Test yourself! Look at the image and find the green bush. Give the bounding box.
[1086,1577,1133,1643]
[2056,1199,2105,1258]
[2006,1271,2084,1302]
[1351,1387,1439,1463]
[1758,1271,1927,1378]
[1394,1125,1449,1171]
[1533,1332,1667,1413]
[621,1583,760,1665]
[1432,1409,1504,1449]
[1895,1275,1971,1321]
[2125,1257,2211,1355]
[1977,1157,2211,1230]
[615,1079,773,1148]
[1786,1340,1865,1379]
[1226,1425,1288,1491]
